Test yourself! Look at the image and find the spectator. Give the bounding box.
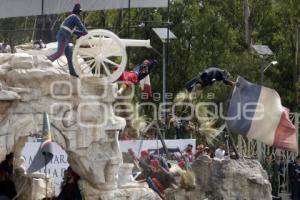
[172,116,184,139]
[272,155,283,196]
[183,144,194,163]
[119,131,129,140]
[194,144,205,159]
[178,160,186,170]
[57,167,82,200]
[0,168,17,200]
[0,153,14,178]
[291,156,300,200]
[288,157,297,200]
[196,147,211,160]
[262,155,274,181]
[214,144,225,159]
[33,40,46,49]
[0,43,11,53]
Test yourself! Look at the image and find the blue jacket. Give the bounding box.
[59,14,88,38]
[200,67,230,86]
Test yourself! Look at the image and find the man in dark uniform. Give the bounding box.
[185,67,236,92]
[57,167,82,200]
[138,150,169,174]
[149,159,177,199]
[291,156,300,200]
[47,3,88,77]
[0,168,16,200]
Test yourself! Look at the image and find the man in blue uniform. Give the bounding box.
[185,67,236,91]
[291,156,300,200]
[47,3,88,77]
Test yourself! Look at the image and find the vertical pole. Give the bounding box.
[41,0,45,42]
[294,27,299,104]
[32,16,37,41]
[127,0,131,66]
[243,0,250,47]
[162,42,166,138]
[260,64,264,84]
[163,0,170,139]
[41,0,44,16]
[44,156,48,198]
[296,113,299,155]
[257,64,264,162]
[128,0,131,37]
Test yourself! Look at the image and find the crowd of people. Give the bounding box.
[127,142,228,199]
[262,154,300,200]
[0,152,83,200]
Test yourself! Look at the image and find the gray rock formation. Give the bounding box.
[167,159,272,200]
[0,53,159,200]
[206,159,272,200]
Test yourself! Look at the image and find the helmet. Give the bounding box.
[150,159,160,168]
[72,3,82,14]
[141,150,149,157]
[178,160,186,169]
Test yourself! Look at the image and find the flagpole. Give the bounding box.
[44,154,48,198]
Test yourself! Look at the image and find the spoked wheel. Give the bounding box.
[73,29,127,84]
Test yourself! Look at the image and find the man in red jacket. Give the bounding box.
[116,59,157,96]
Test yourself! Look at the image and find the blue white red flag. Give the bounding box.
[226,76,297,152]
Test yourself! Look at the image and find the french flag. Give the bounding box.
[226,76,297,152]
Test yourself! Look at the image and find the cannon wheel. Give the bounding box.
[73,29,127,84]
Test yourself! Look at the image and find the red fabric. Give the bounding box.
[119,132,129,140]
[113,65,139,85]
[118,71,139,85]
[273,107,297,152]
[152,177,166,194]
[151,159,160,169]
[141,150,149,157]
[178,160,186,169]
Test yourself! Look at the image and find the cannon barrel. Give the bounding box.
[78,38,151,49]
[121,39,151,48]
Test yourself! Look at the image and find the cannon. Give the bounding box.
[72,29,151,84]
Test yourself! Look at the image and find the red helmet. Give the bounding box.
[151,159,160,168]
[178,160,186,169]
[141,150,149,157]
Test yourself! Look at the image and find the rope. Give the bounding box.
[57,58,68,72]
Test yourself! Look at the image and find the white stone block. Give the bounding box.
[11,53,34,69]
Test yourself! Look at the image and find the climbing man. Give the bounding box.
[47,3,88,77]
[185,67,236,92]
[115,59,157,96]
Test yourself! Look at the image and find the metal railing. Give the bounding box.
[235,113,299,195]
